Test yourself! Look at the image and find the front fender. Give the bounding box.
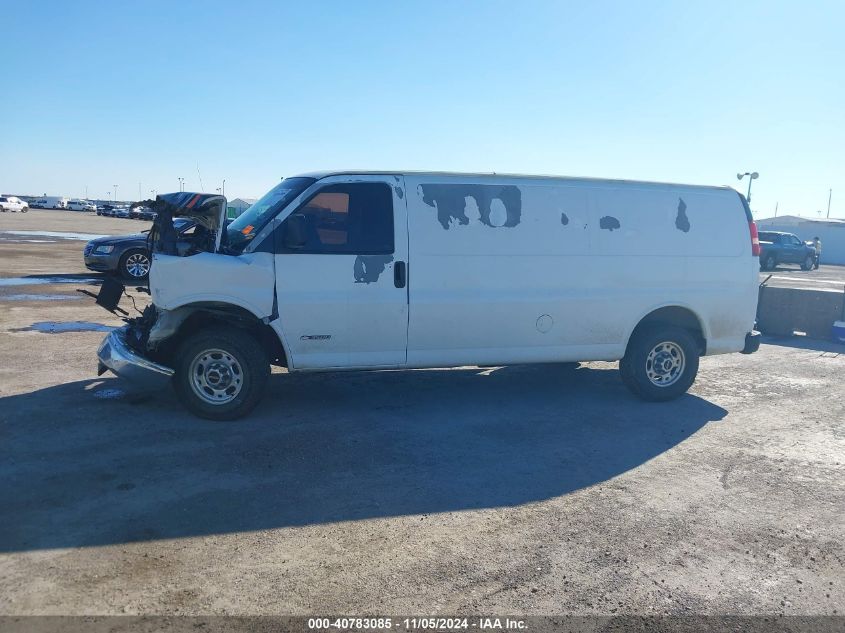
[150,252,275,318]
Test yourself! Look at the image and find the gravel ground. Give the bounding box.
[0,210,843,617]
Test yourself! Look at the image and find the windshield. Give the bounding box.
[226,177,316,253]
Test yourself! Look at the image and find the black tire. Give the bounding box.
[761,254,776,271]
[118,248,151,281]
[801,254,814,271]
[619,325,700,401]
[173,327,270,421]
[21,206,28,213]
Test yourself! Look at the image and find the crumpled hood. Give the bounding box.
[154,192,226,231]
[152,192,226,254]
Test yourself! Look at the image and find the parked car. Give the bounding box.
[129,206,155,220]
[67,199,97,211]
[84,218,196,281]
[758,231,816,271]
[0,196,28,212]
[30,199,48,209]
[94,173,761,420]
[97,204,117,216]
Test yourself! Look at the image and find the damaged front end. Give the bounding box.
[96,296,176,389]
[97,325,175,390]
[93,190,278,389]
[95,192,229,388]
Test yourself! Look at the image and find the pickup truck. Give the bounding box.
[0,196,29,212]
[758,231,816,271]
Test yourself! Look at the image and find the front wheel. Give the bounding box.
[801,254,814,271]
[20,206,28,213]
[173,327,270,420]
[619,325,700,401]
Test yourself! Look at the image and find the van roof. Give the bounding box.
[293,170,734,192]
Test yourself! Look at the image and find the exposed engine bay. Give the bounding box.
[92,192,230,357]
[148,192,228,257]
[90,191,279,368]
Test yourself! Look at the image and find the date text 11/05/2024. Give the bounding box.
[307,617,527,630]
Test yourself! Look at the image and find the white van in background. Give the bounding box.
[33,196,69,209]
[96,172,761,419]
[66,199,97,211]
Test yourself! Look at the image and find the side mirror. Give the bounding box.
[283,213,307,249]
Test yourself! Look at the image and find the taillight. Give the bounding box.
[749,220,761,257]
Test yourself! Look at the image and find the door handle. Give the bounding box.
[394,261,406,289]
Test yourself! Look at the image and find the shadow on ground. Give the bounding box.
[762,335,845,353]
[0,364,727,552]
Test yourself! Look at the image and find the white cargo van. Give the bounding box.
[96,172,761,419]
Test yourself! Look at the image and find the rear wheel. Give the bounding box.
[173,327,270,420]
[620,325,699,401]
[119,248,151,280]
[761,254,776,271]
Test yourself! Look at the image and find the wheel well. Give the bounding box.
[169,304,287,367]
[628,306,706,356]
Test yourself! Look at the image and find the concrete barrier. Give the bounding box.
[757,285,845,339]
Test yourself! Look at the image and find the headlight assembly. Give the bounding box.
[93,244,115,254]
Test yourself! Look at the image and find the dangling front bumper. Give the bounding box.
[97,327,174,388]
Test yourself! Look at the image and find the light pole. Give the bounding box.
[178,177,185,192]
[113,184,118,203]
[222,179,226,197]
[150,189,157,198]
[827,188,832,218]
[736,171,759,202]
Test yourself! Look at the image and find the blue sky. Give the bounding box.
[2,0,843,218]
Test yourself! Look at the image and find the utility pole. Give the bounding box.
[113,184,118,203]
[222,179,226,197]
[774,202,778,217]
[827,188,832,218]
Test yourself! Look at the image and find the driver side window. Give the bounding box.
[281,182,394,254]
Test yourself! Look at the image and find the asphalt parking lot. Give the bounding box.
[0,209,843,616]
[760,263,845,291]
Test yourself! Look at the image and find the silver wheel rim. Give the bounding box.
[645,341,686,387]
[125,253,150,277]
[188,348,244,405]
